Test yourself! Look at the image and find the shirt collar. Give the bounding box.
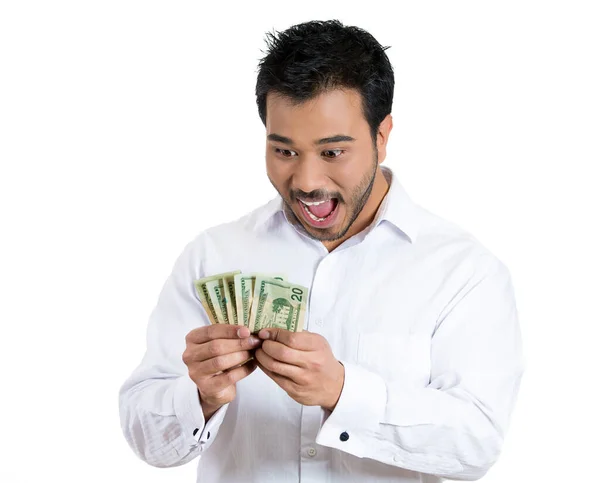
[371,166,419,243]
[254,165,419,244]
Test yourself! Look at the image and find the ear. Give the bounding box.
[376,114,393,163]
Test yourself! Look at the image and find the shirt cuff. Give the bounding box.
[197,403,228,452]
[173,375,228,452]
[315,361,387,457]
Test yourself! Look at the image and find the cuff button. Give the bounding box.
[339,431,349,442]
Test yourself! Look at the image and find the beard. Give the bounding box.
[273,148,379,242]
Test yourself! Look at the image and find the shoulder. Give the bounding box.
[175,197,281,267]
[413,204,509,274]
[201,196,281,245]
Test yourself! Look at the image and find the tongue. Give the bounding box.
[308,199,336,218]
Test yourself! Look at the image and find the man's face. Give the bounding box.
[265,88,379,242]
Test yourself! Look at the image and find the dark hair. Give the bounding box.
[255,19,395,146]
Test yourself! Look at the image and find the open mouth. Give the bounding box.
[297,198,340,229]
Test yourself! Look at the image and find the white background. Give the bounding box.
[1,1,599,482]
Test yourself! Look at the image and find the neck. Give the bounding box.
[322,167,390,252]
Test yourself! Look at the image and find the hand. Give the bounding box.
[182,324,262,419]
[254,328,345,411]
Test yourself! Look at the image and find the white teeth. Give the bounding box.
[299,199,329,206]
[300,202,327,222]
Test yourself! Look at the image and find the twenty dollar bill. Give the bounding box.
[248,276,307,334]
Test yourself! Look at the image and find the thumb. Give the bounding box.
[257,328,278,341]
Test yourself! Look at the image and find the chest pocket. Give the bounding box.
[357,331,431,384]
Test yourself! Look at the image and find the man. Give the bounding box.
[119,19,524,482]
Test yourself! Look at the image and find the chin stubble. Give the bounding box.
[278,150,379,243]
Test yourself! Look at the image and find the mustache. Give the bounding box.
[291,189,344,203]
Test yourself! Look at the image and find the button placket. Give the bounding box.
[300,255,335,482]
[308,255,333,331]
[299,405,325,481]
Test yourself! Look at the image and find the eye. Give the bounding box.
[322,149,345,159]
[274,148,297,158]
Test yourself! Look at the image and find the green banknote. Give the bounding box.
[233,273,254,328]
[223,274,239,325]
[234,273,287,328]
[194,271,241,324]
[248,276,308,334]
[205,278,231,324]
[195,271,303,332]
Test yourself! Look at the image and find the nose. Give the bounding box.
[292,156,328,195]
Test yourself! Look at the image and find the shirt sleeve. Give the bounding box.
[316,255,525,480]
[118,235,229,467]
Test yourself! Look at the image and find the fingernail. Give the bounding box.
[258,329,269,339]
[249,336,261,345]
[237,327,250,338]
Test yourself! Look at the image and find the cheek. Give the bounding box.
[266,154,290,174]
[329,159,361,187]
[338,158,366,184]
[266,158,287,186]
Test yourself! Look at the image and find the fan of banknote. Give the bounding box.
[194,272,308,334]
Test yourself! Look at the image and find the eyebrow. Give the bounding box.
[267,133,356,146]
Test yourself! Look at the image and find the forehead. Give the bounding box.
[265,88,367,140]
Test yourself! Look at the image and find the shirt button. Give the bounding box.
[339,431,349,442]
[307,447,317,457]
[315,319,323,327]
[393,454,401,462]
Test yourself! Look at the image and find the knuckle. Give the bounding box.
[289,381,302,395]
[269,359,281,373]
[206,324,215,339]
[309,356,324,371]
[207,340,222,356]
[225,370,237,385]
[287,333,297,347]
[211,355,226,371]
[295,372,309,386]
[279,346,292,361]
[188,366,200,382]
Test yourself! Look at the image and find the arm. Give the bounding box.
[316,256,525,480]
[118,237,229,468]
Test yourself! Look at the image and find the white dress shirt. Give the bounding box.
[119,166,524,482]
